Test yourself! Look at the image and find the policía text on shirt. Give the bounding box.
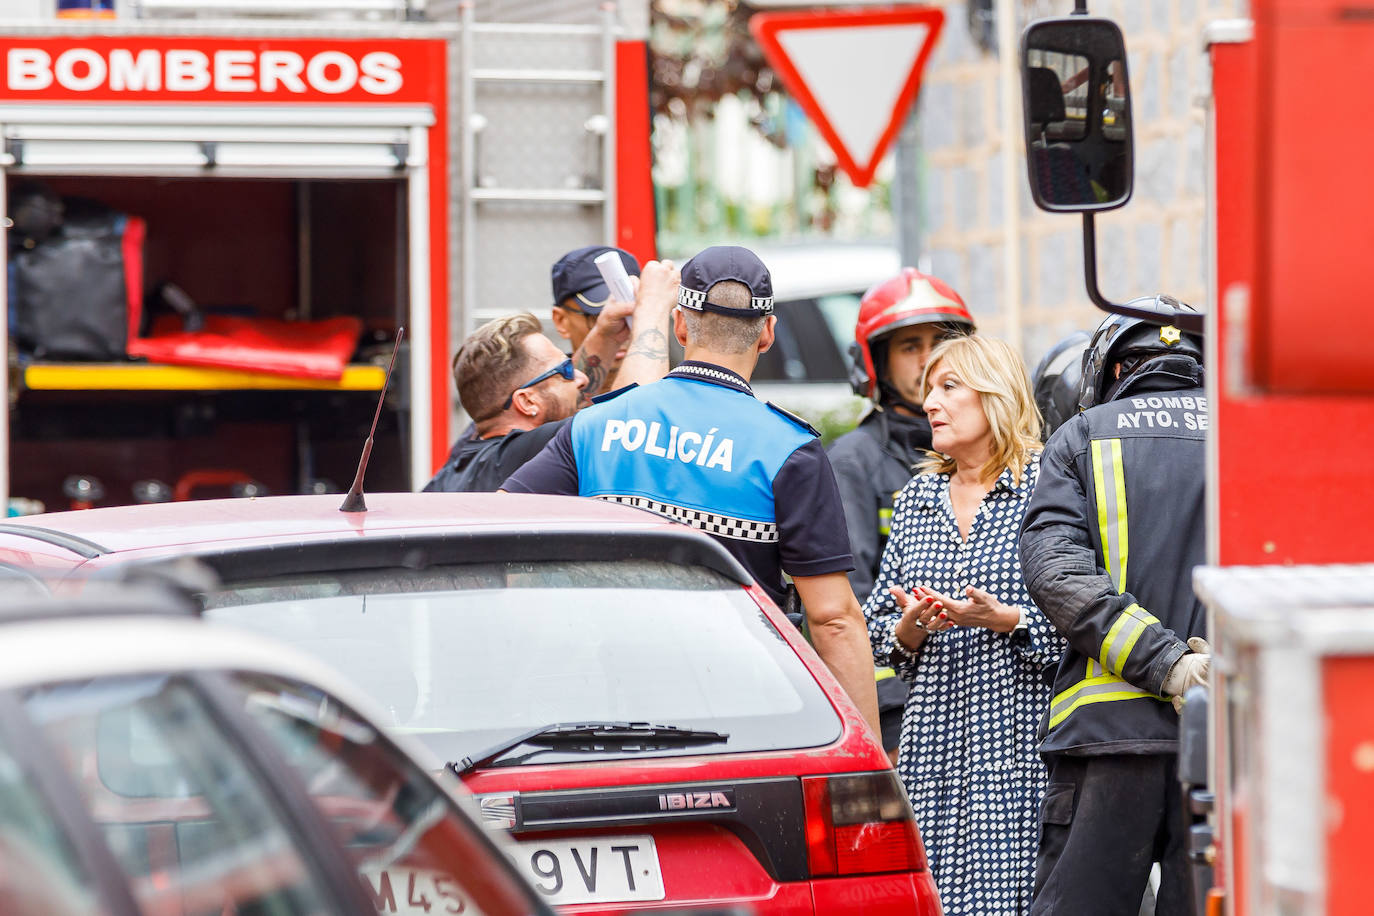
[600,419,734,472]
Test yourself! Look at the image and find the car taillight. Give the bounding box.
[802,771,927,877]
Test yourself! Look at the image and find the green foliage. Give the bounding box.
[811,401,867,447]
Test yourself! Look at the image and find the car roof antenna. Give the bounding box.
[340,327,404,513]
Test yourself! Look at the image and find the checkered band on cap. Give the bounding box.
[599,494,779,542]
[676,285,775,314]
[678,286,708,310]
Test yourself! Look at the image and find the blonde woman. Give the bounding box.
[864,335,1066,916]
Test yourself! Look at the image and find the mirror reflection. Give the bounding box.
[1021,20,1133,211]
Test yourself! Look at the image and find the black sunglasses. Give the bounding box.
[502,358,576,409]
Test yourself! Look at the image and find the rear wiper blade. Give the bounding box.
[448,721,729,776]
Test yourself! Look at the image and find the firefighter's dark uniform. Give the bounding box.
[827,406,929,751]
[1019,354,1207,916]
[827,407,931,602]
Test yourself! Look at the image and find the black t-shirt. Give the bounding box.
[423,420,569,493]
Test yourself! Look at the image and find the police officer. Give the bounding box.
[503,245,882,734]
[828,268,975,763]
[1019,297,1210,916]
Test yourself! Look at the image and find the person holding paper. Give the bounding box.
[424,257,679,493]
[550,245,643,396]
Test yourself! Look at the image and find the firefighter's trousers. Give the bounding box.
[1031,753,1189,916]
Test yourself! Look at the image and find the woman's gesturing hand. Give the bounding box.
[918,584,1022,634]
[890,584,955,654]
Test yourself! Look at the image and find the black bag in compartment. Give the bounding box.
[10,194,144,361]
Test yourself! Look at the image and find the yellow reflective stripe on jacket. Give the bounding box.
[1098,603,1160,677]
[878,506,893,537]
[1090,438,1129,594]
[1048,667,1165,730]
[876,666,896,682]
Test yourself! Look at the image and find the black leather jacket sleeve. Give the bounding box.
[1019,420,1185,696]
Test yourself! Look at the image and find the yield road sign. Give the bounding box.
[750,6,945,188]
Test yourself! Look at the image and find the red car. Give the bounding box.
[0,493,943,915]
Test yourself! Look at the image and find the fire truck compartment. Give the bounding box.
[7,172,413,510]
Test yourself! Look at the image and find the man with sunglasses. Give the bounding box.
[503,246,882,736]
[424,260,679,493]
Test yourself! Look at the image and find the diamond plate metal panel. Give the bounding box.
[449,10,613,404]
[469,26,603,71]
[472,82,603,189]
[468,202,605,331]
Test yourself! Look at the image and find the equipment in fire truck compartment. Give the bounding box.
[7,179,367,378]
[8,181,144,361]
[6,174,410,510]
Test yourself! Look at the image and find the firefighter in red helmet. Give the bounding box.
[828,267,976,763]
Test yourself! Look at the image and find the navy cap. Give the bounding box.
[551,245,641,316]
[677,245,774,316]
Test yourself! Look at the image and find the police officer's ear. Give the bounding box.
[756,315,778,355]
[672,306,690,347]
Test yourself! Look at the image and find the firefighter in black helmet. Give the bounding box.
[1019,295,1210,916]
[1030,329,1092,440]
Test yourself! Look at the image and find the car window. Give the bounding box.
[0,732,107,916]
[24,675,336,916]
[815,292,864,367]
[752,296,857,384]
[753,301,811,381]
[205,560,841,765]
[227,671,540,916]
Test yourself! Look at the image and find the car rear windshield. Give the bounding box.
[203,560,841,765]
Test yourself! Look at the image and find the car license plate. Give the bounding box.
[364,868,484,915]
[513,835,666,905]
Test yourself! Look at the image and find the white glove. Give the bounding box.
[1163,636,1211,713]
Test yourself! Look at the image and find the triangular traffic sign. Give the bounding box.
[750,6,945,188]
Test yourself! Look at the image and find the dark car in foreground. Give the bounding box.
[0,582,550,916]
[0,493,943,915]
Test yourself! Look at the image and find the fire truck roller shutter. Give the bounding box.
[0,104,432,175]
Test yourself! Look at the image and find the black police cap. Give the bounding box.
[551,245,641,316]
[677,245,775,316]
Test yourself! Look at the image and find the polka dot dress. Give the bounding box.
[863,455,1066,916]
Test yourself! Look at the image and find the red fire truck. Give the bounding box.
[0,1,654,512]
[1021,2,1374,913]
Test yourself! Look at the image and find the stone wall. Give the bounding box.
[916,0,1245,363]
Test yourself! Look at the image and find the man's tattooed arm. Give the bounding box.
[574,351,606,402]
[618,327,670,385]
[626,329,668,361]
[613,259,679,388]
[570,302,631,396]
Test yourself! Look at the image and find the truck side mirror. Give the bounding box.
[1020,17,1134,212]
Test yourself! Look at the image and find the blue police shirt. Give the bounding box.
[502,361,854,604]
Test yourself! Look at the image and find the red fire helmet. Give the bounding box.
[850,268,976,399]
